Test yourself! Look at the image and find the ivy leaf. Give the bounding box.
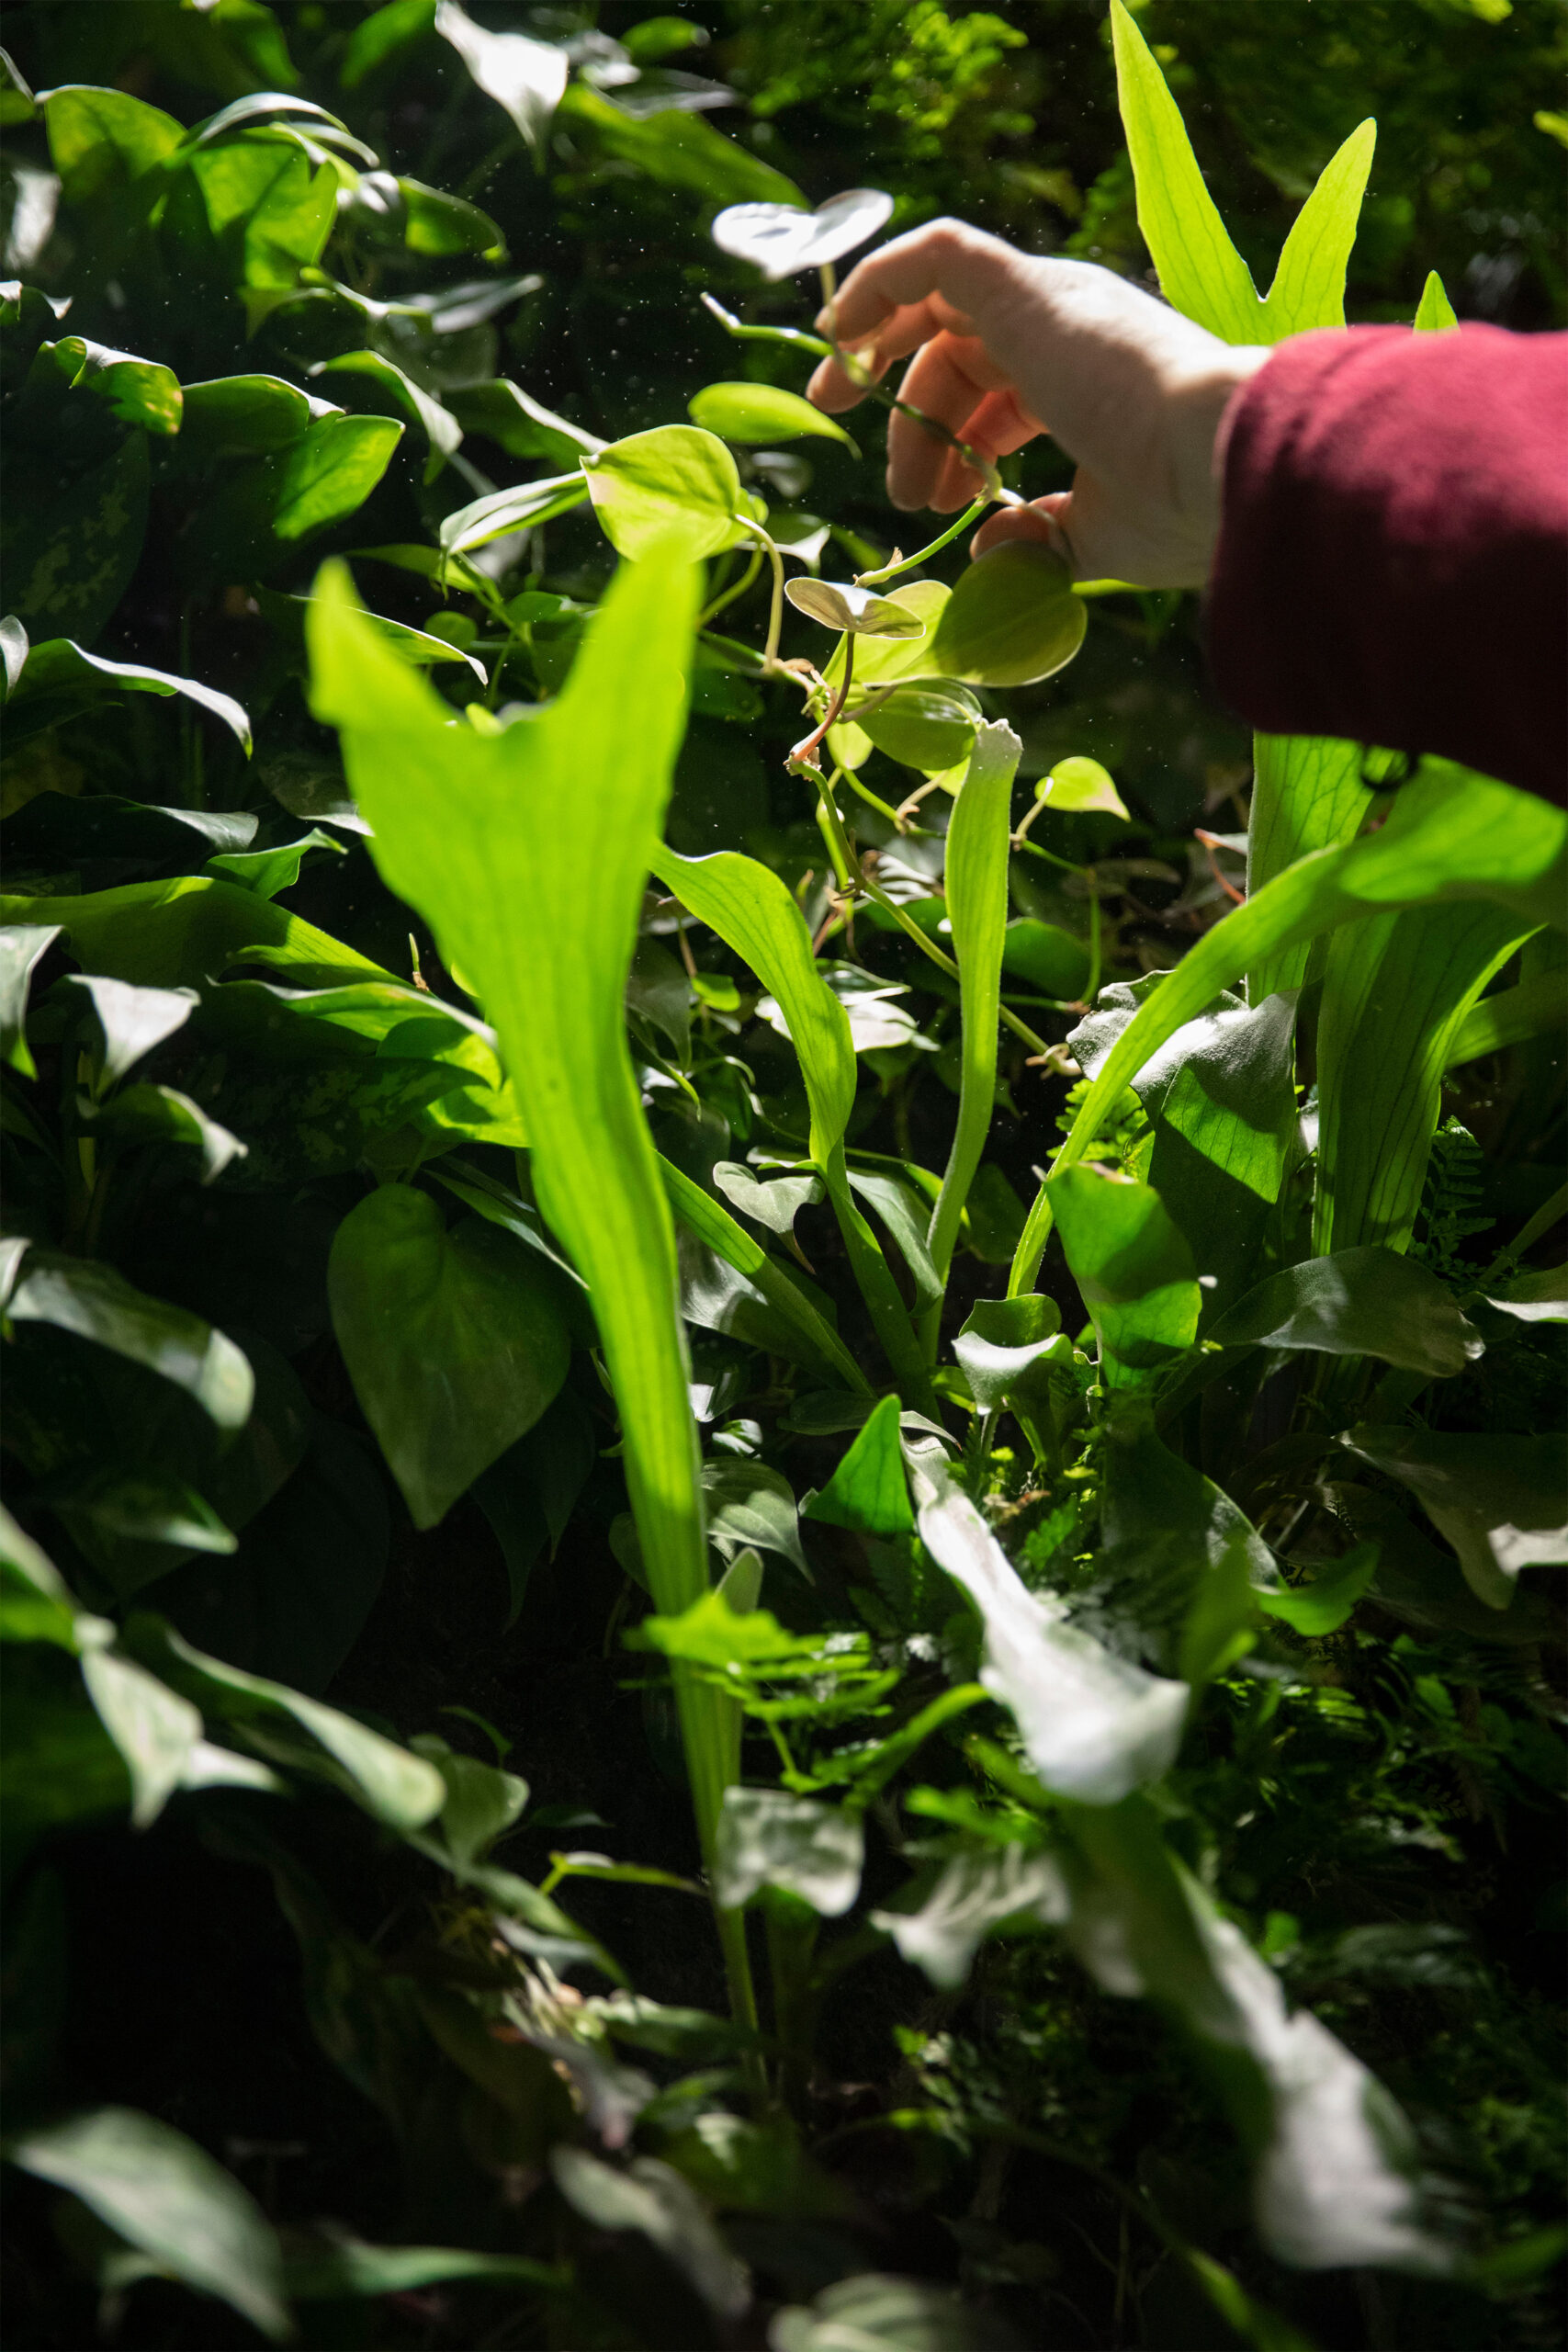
[329,1186,571,1530]
[582,425,749,563]
[690,381,856,451]
[711,188,893,280]
[702,1457,808,1576]
[927,543,1085,687]
[712,1160,823,1238]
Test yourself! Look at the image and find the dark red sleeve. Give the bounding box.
[1207,322,1568,805]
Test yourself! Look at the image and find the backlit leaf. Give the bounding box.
[435,0,568,153]
[690,380,855,450]
[711,188,893,279]
[803,1394,914,1536]
[1049,1165,1200,1386]
[927,542,1085,687]
[582,425,747,563]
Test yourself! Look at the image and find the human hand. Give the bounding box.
[807,220,1269,588]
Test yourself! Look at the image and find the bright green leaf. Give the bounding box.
[803,1394,914,1536]
[926,542,1085,687]
[582,425,747,563]
[690,380,856,451]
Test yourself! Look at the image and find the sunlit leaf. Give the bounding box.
[873,1843,1067,1989]
[5,638,253,754]
[1414,269,1461,331]
[77,1641,202,1830]
[583,425,748,563]
[1259,119,1376,336]
[1206,1248,1483,1375]
[1035,755,1128,820]
[435,0,568,153]
[909,1451,1186,1804]
[926,723,1020,1300]
[926,542,1085,686]
[711,188,893,279]
[1049,1165,1200,1386]
[0,922,60,1079]
[702,1457,808,1574]
[690,381,856,450]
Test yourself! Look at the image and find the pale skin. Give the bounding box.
[806,220,1271,590]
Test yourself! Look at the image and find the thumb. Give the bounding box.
[971,493,1077,572]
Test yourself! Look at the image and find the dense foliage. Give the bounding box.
[2,4,1564,2348]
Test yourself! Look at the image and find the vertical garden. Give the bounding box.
[1,2,1563,2346]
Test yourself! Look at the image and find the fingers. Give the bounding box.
[813,219,1013,348]
[886,334,998,507]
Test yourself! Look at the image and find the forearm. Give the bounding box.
[1206,324,1568,805]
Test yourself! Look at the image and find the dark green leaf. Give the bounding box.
[7,1255,254,1430]
[803,1394,914,1536]
[1206,1248,1482,1377]
[59,973,196,1088]
[6,638,252,752]
[4,430,149,647]
[328,1185,570,1530]
[1338,1425,1568,1610]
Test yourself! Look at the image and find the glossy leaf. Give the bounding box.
[87,1083,247,1183]
[858,685,979,775]
[180,372,311,454]
[690,381,855,450]
[1061,1797,1445,2271]
[329,1185,570,1530]
[926,723,1020,1303]
[926,542,1085,687]
[1339,1426,1568,1610]
[438,470,590,557]
[77,1641,203,1830]
[1049,1166,1200,1387]
[6,1255,254,1430]
[712,1160,822,1238]
[821,578,950,691]
[5,638,253,753]
[43,86,184,201]
[4,2107,288,2340]
[999,920,1089,1002]
[60,974,196,1090]
[1071,982,1299,1319]
[435,0,569,153]
[583,425,747,562]
[446,379,604,465]
[185,414,404,579]
[0,923,60,1079]
[909,1450,1186,1804]
[1206,1248,1483,1376]
[702,1457,808,1575]
[38,334,182,435]
[711,188,893,279]
[559,84,801,207]
[312,348,461,480]
[0,878,389,991]
[803,1394,914,1536]
[138,1619,447,1828]
[1015,764,1567,1291]
[786,577,926,637]
[659,1156,868,1391]
[205,827,346,901]
[714,1787,863,1914]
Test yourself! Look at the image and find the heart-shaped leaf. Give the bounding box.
[857,684,980,773]
[802,1392,914,1536]
[928,539,1087,686]
[688,381,856,451]
[582,424,747,562]
[712,1160,823,1237]
[785,577,927,637]
[1037,755,1129,820]
[711,187,894,280]
[328,1184,571,1529]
